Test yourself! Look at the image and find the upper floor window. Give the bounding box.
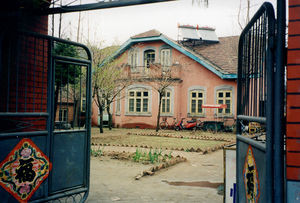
[128,90,149,113]
[160,49,171,71]
[129,49,138,71]
[161,90,171,113]
[216,90,232,116]
[144,50,155,68]
[190,90,204,115]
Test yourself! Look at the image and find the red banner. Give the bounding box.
[201,104,227,109]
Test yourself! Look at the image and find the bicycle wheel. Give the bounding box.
[160,121,167,130]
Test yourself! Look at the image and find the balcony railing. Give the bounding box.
[127,64,179,79]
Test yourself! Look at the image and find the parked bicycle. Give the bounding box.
[159,117,177,130]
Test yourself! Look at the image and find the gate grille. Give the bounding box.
[236,2,275,203]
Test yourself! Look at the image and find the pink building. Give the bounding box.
[92,29,239,129]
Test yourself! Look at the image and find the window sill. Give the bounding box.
[125,112,152,117]
[160,113,174,117]
[214,115,234,118]
[187,113,206,118]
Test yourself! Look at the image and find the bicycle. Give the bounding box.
[159,117,177,130]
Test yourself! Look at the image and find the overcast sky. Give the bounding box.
[49,0,276,47]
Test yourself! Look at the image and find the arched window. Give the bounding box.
[144,50,155,68]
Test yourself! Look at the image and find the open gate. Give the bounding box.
[0,30,92,202]
[236,2,276,203]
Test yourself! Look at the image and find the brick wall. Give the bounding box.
[286,0,300,181]
[0,13,49,132]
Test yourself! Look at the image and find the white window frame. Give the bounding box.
[129,49,138,72]
[59,108,68,122]
[161,90,171,114]
[187,86,206,117]
[160,49,171,71]
[125,85,152,116]
[216,90,232,116]
[214,85,235,117]
[115,92,121,116]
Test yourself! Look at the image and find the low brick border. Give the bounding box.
[91,141,236,154]
[127,132,235,142]
[135,155,187,180]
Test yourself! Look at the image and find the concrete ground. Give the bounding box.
[87,146,224,203]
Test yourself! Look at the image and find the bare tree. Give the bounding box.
[90,44,129,133]
[238,0,251,30]
[141,62,181,132]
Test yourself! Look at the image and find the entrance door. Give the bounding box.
[236,2,275,203]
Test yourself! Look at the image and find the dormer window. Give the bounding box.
[144,50,155,68]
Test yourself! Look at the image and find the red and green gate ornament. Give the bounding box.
[243,145,260,203]
[0,138,52,202]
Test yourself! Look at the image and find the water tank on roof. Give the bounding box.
[178,25,219,43]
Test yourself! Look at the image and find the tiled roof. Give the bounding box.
[188,36,239,75]
[131,29,161,39]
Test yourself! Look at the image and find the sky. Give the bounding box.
[49,0,276,47]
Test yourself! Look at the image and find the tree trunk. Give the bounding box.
[156,92,163,132]
[99,106,104,133]
[54,84,60,122]
[106,102,112,130]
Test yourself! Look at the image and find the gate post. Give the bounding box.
[273,0,286,202]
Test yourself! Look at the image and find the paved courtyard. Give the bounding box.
[87,146,224,203]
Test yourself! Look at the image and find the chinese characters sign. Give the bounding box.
[0,138,52,202]
[243,145,260,203]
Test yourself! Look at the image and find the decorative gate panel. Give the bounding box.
[236,2,275,203]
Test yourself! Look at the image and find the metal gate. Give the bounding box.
[236,2,275,203]
[0,31,92,202]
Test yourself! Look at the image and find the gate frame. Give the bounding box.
[236,2,276,203]
[0,30,92,202]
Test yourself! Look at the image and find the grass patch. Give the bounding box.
[133,148,171,164]
[92,132,225,150]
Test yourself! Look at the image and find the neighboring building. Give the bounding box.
[91,28,239,128]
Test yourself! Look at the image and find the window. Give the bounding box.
[59,108,68,122]
[160,49,171,71]
[161,90,171,113]
[217,90,232,115]
[190,90,204,115]
[128,90,149,113]
[144,50,155,68]
[115,93,121,115]
[129,49,138,71]
[81,97,86,112]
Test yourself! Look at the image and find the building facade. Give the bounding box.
[92,29,239,128]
